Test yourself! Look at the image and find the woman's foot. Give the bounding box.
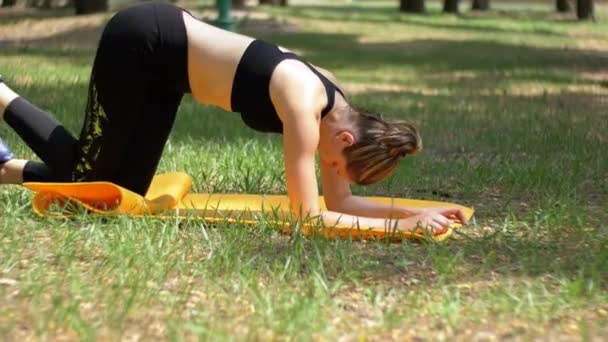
[0,138,14,164]
[0,75,19,117]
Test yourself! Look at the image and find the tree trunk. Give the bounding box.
[259,0,287,5]
[471,0,489,11]
[231,0,246,9]
[400,0,425,13]
[556,0,571,12]
[1,0,17,7]
[74,0,107,14]
[443,0,458,13]
[576,0,594,20]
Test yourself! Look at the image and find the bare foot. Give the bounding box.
[0,159,27,184]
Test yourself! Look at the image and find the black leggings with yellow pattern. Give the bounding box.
[4,2,190,195]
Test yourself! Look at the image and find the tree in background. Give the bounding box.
[74,0,106,14]
[259,0,287,6]
[471,0,489,11]
[1,0,76,8]
[1,0,17,7]
[400,0,425,13]
[231,0,246,9]
[556,0,572,12]
[576,0,594,20]
[443,0,459,13]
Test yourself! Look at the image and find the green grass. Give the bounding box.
[1,0,608,340]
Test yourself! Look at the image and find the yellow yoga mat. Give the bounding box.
[24,172,474,242]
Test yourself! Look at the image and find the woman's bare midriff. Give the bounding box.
[182,13,254,111]
[182,12,329,120]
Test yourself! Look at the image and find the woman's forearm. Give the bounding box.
[326,195,421,219]
[317,209,418,231]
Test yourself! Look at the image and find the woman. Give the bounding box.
[0,2,467,233]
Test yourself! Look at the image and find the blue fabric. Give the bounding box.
[0,138,14,163]
[0,78,12,163]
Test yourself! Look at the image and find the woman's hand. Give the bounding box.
[397,207,469,235]
[420,207,468,225]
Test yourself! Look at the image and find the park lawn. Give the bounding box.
[1,0,607,340]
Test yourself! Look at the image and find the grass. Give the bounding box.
[1,0,607,340]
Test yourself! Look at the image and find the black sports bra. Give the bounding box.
[230,40,345,134]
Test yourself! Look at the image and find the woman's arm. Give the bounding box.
[277,103,454,232]
[320,160,413,218]
[320,160,469,224]
[270,61,456,233]
[279,133,453,232]
[271,60,325,217]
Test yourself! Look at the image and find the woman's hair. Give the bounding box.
[344,108,422,186]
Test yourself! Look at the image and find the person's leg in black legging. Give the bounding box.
[4,97,79,180]
[112,88,183,196]
[0,3,149,186]
[0,39,148,187]
[0,78,78,183]
[1,2,186,192]
[0,69,177,192]
[70,17,171,195]
[71,63,150,189]
[72,3,186,195]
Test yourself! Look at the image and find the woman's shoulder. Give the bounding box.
[270,60,328,119]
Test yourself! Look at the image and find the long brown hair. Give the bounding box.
[344,108,422,185]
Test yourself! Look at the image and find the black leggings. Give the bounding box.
[4,2,191,195]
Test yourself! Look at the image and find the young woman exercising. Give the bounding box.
[0,2,467,233]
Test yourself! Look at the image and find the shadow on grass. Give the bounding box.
[0,24,104,52]
[1,4,605,74]
[4,30,606,87]
[262,33,608,75]
[0,7,75,24]
[1,6,606,83]
[177,217,608,293]
[277,3,576,37]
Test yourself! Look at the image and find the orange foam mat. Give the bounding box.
[24,172,474,241]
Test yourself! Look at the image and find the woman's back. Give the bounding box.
[183,13,255,111]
